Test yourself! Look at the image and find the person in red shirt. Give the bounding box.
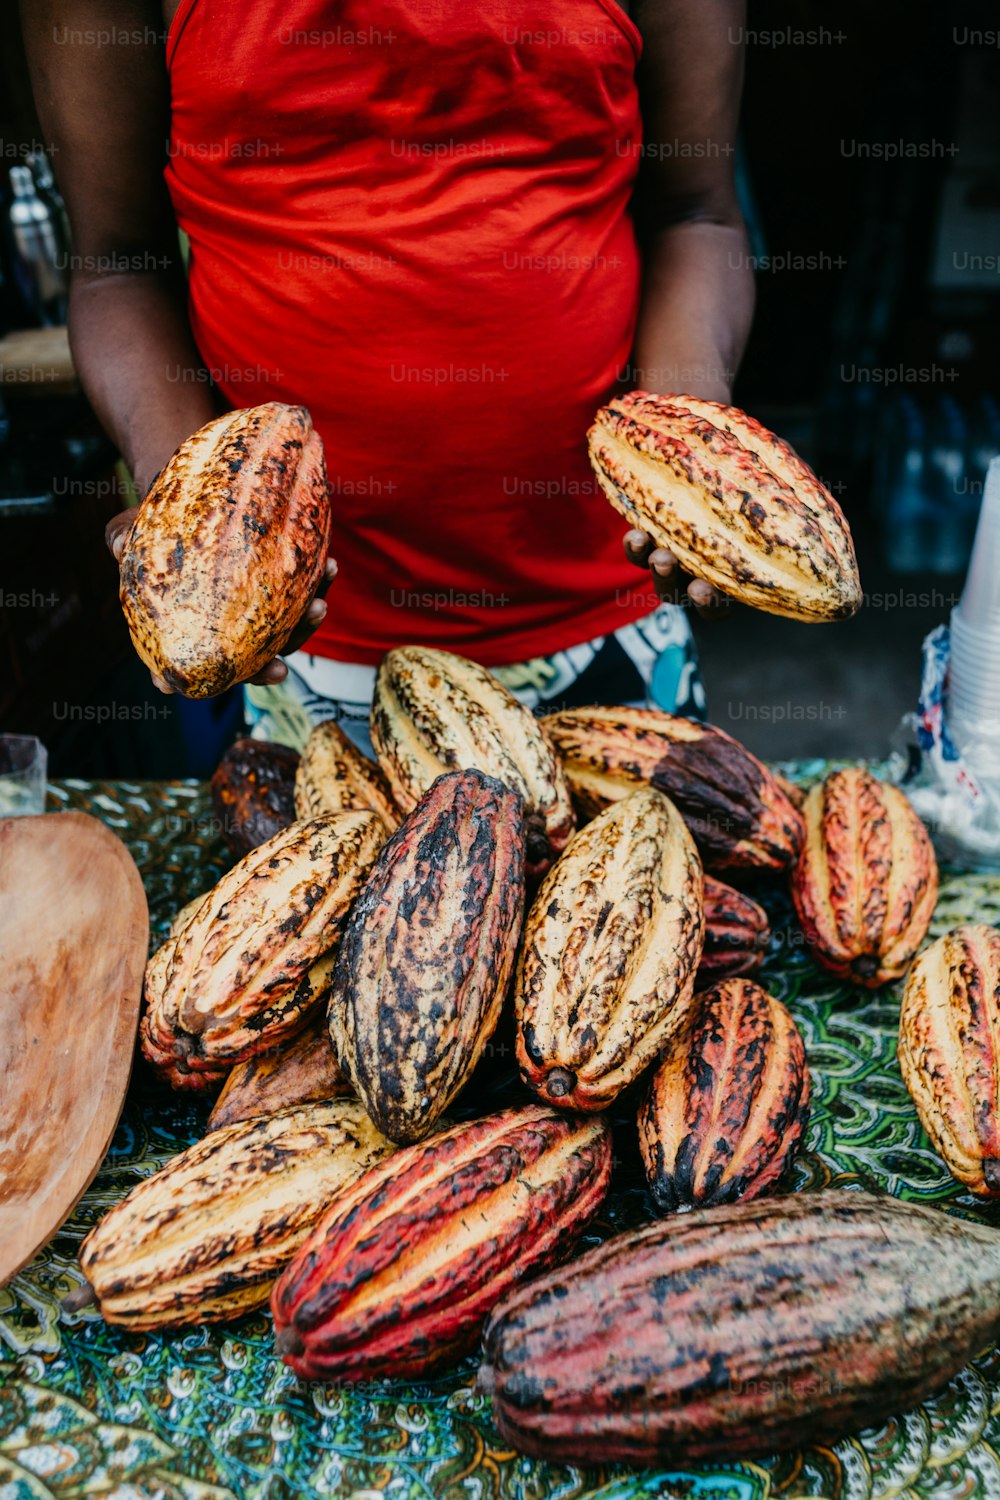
[24,0,753,752]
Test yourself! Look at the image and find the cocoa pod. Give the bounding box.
[119,403,331,697]
[589,391,861,621]
[638,978,810,1212]
[207,1018,350,1132]
[515,787,703,1111]
[168,895,206,938]
[211,737,299,856]
[542,706,804,874]
[773,770,806,811]
[699,876,770,982]
[141,812,383,1089]
[899,923,1000,1196]
[271,1105,611,1379]
[792,768,938,988]
[479,1188,1000,1465]
[65,1101,393,1330]
[294,720,399,830]
[329,769,525,1142]
[370,645,574,877]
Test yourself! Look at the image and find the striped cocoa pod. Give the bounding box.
[699,876,770,982]
[589,391,861,621]
[638,978,810,1212]
[120,404,331,697]
[64,1101,393,1330]
[515,788,703,1111]
[271,1105,612,1380]
[207,1018,350,1132]
[140,812,383,1089]
[542,706,804,874]
[792,768,938,988]
[370,645,574,876]
[479,1188,1000,1465]
[210,737,299,856]
[294,719,399,830]
[329,769,525,1142]
[899,923,1000,1196]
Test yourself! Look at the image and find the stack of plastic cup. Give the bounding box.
[948,455,1000,754]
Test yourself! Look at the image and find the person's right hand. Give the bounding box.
[106,509,337,696]
[622,527,732,620]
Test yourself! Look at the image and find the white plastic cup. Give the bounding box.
[948,455,1000,753]
[959,456,1000,628]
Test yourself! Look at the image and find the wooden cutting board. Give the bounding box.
[0,811,148,1284]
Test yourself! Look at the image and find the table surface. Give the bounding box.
[4,775,1000,1500]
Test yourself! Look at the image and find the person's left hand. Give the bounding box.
[623,529,732,619]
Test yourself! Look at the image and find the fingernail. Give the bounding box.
[308,599,327,623]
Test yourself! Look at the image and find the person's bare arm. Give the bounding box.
[21,0,332,690]
[21,0,211,498]
[625,0,755,616]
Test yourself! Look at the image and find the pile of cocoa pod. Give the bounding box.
[61,640,1000,1468]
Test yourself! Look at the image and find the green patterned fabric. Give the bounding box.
[5,775,1000,1500]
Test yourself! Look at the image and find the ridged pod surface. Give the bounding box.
[120,404,331,697]
[638,979,810,1212]
[207,1018,350,1132]
[329,770,525,1142]
[141,812,383,1089]
[588,391,861,622]
[515,788,703,1111]
[211,737,299,856]
[272,1106,612,1379]
[699,876,770,982]
[370,646,574,876]
[294,720,399,831]
[542,706,804,874]
[479,1188,1000,1464]
[69,1101,392,1330]
[899,924,1000,1196]
[792,768,938,988]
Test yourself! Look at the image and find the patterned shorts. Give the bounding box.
[244,603,705,757]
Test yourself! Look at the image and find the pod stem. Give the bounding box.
[546,1068,577,1100]
[274,1326,306,1357]
[61,1281,97,1314]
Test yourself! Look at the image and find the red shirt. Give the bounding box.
[166,0,652,665]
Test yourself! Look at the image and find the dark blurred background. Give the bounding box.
[1,0,998,772]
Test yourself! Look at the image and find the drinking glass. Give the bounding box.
[0,735,47,816]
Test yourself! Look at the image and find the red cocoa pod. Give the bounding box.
[638,978,810,1212]
[271,1104,612,1380]
[699,876,771,982]
[792,768,938,988]
[479,1188,1000,1465]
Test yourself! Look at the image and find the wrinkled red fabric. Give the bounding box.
[166,0,651,664]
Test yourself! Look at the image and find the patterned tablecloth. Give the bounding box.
[5,775,1000,1500]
